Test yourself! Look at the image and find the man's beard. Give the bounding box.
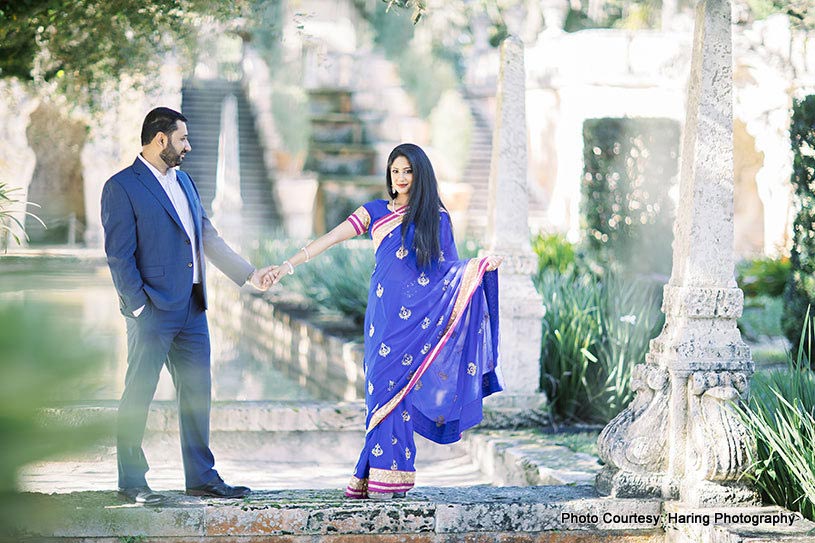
[160,143,184,168]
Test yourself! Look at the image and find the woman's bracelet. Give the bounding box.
[301,246,311,262]
[283,260,295,275]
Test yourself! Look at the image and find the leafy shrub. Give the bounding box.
[739,313,815,520]
[782,95,815,351]
[537,269,664,423]
[738,257,791,299]
[581,118,680,276]
[532,233,576,276]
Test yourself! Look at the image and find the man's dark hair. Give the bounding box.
[141,107,187,145]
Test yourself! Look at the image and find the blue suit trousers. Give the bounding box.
[117,286,218,489]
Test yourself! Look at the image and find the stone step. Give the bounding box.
[15,487,666,541]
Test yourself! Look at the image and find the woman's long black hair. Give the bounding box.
[386,143,447,268]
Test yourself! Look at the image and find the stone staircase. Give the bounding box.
[305,88,381,233]
[462,97,494,240]
[180,79,280,235]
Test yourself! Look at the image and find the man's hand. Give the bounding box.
[250,266,277,290]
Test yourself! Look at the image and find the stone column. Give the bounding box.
[596,0,757,506]
[483,36,546,411]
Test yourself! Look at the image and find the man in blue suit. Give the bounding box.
[101,107,271,505]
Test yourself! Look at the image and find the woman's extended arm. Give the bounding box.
[261,220,360,285]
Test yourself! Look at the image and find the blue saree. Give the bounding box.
[344,200,502,498]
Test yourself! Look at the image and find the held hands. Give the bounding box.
[265,263,291,286]
[249,266,277,291]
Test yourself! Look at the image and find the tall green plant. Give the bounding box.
[782,95,815,353]
[739,312,815,520]
[0,182,44,249]
[537,269,663,423]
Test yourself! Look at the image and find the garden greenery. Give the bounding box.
[0,182,44,250]
[0,302,109,534]
[782,95,815,354]
[739,312,815,520]
[535,264,664,423]
[0,1,255,109]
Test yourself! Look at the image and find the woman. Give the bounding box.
[266,143,502,499]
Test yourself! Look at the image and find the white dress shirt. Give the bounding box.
[138,154,201,284]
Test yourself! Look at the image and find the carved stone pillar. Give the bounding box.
[596,0,758,506]
[483,36,546,410]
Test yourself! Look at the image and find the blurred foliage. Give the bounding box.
[429,89,473,181]
[565,0,662,31]
[354,1,459,118]
[739,313,815,520]
[739,295,784,342]
[782,96,815,352]
[581,117,680,277]
[533,234,664,423]
[0,182,44,250]
[737,256,791,298]
[745,0,815,29]
[0,0,259,108]
[0,302,110,537]
[271,86,311,165]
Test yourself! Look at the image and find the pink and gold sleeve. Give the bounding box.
[346,205,371,236]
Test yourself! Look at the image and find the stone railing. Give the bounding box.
[209,278,365,402]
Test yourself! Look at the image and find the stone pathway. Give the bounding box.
[19,401,602,496]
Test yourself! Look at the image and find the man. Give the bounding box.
[101,107,271,505]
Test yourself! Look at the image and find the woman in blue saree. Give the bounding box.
[267,143,502,499]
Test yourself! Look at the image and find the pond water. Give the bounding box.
[0,262,318,403]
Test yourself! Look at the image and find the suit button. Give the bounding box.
[185,239,191,245]
[188,262,193,268]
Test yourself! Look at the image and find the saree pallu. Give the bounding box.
[344,200,501,498]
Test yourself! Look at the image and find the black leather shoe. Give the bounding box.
[118,486,166,506]
[186,479,251,498]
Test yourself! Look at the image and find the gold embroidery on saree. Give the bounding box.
[370,468,416,485]
[372,212,404,251]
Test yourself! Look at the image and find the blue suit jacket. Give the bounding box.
[101,157,254,315]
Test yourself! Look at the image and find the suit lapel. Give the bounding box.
[176,170,202,240]
[132,158,186,232]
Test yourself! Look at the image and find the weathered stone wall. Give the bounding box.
[208,274,366,402]
[24,102,88,244]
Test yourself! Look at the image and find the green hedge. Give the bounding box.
[782,95,815,353]
[581,118,680,276]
